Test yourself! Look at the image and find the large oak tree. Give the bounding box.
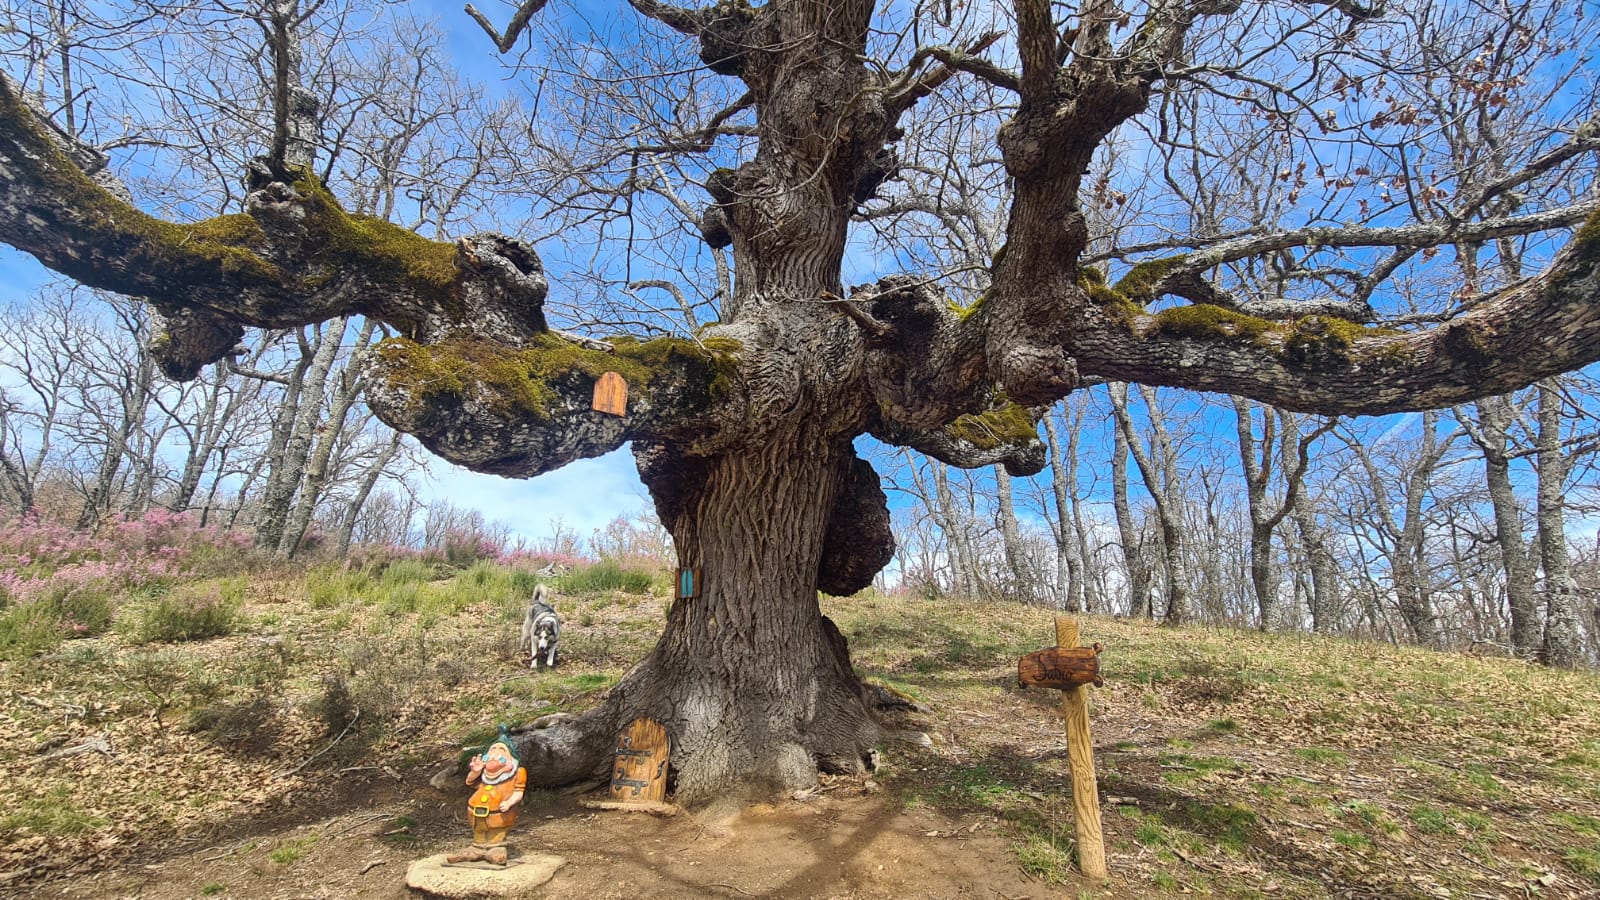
[2,0,1598,801]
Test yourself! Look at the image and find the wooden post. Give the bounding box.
[1055,617,1107,879]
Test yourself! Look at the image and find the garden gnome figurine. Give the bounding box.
[448,726,527,866]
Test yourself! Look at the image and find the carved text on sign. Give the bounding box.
[1017,644,1104,689]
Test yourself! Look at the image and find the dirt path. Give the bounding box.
[32,775,1062,900]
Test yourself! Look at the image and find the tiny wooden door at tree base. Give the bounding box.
[592,371,628,416]
[609,718,668,803]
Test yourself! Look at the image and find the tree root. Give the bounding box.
[493,638,914,807]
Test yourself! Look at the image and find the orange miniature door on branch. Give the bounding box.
[1017,645,1104,689]
[609,718,668,803]
[592,371,628,416]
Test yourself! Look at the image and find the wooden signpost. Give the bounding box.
[1019,617,1107,880]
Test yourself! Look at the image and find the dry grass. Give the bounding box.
[828,594,1600,897]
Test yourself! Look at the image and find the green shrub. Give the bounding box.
[378,581,424,616]
[443,561,523,612]
[0,602,70,659]
[559,559,653,594]
[307,565,372,608]
[509,569,544,596]
[47,585,116,637]
[131,581,241,643]
[379,558,435,588]
[0,578,117,659]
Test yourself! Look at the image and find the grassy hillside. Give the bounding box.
[1,554,1597,897]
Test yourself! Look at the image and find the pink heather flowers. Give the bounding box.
[0,509,250,607]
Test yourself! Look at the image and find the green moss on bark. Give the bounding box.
[1153,305,1274,342]
[0,80,278,283]
[953,292,987,321]
[1078,266,1143,321]
[1116,255,1190,301]
[1573,207,1600,254]
[1283,316,1403,369]
[945,403,1037,450]
[374,333,743,422]
[288,173,458,300]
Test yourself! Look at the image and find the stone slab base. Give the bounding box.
[405,852,565,897]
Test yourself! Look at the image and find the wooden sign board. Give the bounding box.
[675,567,701,600]
[609,718,668,804]
[1017,644,1104,689]
[592,372,628,417]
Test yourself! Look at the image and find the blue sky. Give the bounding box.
[0,0,670,549]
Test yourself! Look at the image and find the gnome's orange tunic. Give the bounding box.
[447,734,527,866]
[467,765,527,837]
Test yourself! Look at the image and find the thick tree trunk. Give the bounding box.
[513,437,886,803]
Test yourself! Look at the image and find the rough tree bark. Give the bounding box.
[1463,394,1541,657]
[1536,381,1585,667]
[1110,382,1190,624]
[6,0,1600,800]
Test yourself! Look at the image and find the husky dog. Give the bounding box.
[520,584,560,669]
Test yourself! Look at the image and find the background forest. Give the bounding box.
[0,0,1597,666]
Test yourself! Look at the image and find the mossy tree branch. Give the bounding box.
[365,334,744,476]
[1056,214,1600,414]
[0,73,546,378]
